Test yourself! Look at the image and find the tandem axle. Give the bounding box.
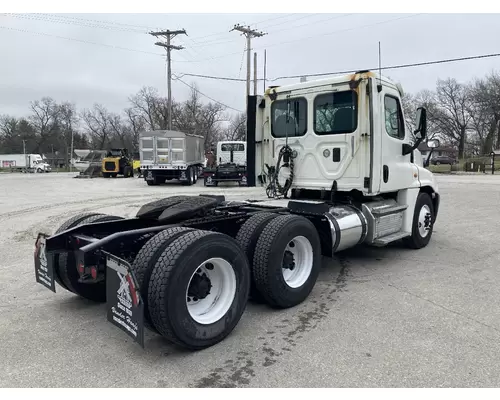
[34,191,438,350]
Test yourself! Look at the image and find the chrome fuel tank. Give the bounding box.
[324,205,367,253]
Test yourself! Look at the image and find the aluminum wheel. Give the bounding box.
[282,235,313,288]
[186,258,236,325]
[418,204,432,238]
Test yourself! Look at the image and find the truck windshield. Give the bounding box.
[221,144,244,151]
[271,97,307,138]
[314,90,358,135]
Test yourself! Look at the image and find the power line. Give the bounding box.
[249,14,296,27]
[173,14,424,64]
[256,13,321,30]
[173,75,243,113]
[265,13,355,35]
[35,13,158,31]
[0,25,163,56]
[176,52,500,84]
[2,13,148,34]
[254,13,424,52]
[269,52,500,81]
[178,72,248,82]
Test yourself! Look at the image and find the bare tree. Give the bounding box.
[81,104,112,150]
[128,86,170,131]
[432,78,472,158]
[468,72,500,154]
[124,107,145,153]
[224,113,246,141]
[58,102,78,166]
[29,97,60,152]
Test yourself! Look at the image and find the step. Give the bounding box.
[372,231,411,247]
[371,204,408,217]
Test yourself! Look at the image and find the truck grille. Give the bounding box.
[104,161,116,171]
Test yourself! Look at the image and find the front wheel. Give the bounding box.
[403,192,435,249]
[148,230,250,350]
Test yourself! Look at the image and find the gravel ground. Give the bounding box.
[1,172,500,388]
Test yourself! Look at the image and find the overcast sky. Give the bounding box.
[0,13,499,118]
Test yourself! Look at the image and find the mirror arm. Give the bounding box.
[425,148,435,167]
[402,134,424,156]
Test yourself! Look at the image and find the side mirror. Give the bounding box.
[426,138,440,149]
[414,107,427,140]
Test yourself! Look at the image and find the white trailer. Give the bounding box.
[0,153,51,172]
[139,130,205,186]
[34,70,442,351]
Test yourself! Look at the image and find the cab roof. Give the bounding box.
[265,70,402,96]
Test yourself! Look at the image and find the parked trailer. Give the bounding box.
[33,71,441,351]
[139,130,205,186]
[203,141,248,186]
[0,153,51,172]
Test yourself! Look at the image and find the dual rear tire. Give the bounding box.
[130,228,250,350]
[236,213,322,309]
[52,210,321,350]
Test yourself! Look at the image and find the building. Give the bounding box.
[418,143,457,159]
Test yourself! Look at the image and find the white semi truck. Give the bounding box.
[203,141,248,186]
[33,70,441,351]
[0,153,51,172]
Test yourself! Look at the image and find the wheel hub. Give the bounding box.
[418,205,432,237]
[187,270,212,301]
[282,249,296,271]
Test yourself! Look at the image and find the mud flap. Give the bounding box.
[104,251,145,348]
[34,233,56,293]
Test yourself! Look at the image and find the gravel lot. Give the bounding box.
[1,172,500,388]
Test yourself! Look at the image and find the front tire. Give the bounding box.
[148,230,250,350]
[403,192,434,249]
[252,214,322,309]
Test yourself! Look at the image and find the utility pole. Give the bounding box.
[150,29,187,131]
[230,24,266,109]
[253,52,257,95]
[263,50,267,94]
[22,139,27,173]
[70,130,74,172]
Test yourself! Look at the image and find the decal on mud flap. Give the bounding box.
[104,252,145,348]
[34,233,56,293]
[146,170,153,180]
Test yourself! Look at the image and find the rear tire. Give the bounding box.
[53,213,102,291]
[130,227,195,331]
[252,214,322,309]
[124,166,133,178]
[402,192,434,249]
[183,167,194,186]
[57,214,124,302]
[148,230,250,350]
[235,212,280,302]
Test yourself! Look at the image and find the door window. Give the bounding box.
[384,95,405,140]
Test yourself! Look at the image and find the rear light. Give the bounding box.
[90,266,98,280]
[78,263,84,274]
